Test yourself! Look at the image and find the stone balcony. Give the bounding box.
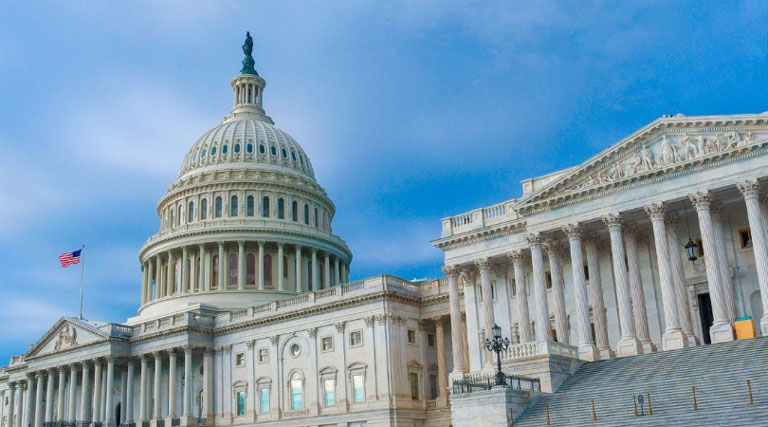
[439,199,522,238]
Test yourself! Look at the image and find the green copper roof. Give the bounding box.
[240,31,258,76]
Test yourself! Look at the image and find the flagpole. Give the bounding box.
[79,244,85,320]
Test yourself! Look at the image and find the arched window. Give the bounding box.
[262,196,270,218]
[264,254,273,287]
[278,198,285,219]
[188,201,195,222]
[201,198,208,220]
[270,146,277,156]
[304,204,309,225]
[247,143,253,154]
[230,195,239,217]
[247,254,256,286]
[290,372,303,410]
[234,143,241,154]
[247,196,254,216]
[212,255,219,289]
[314,208,319,227]
[229,253,238,287]
[178,204,183,226]
[291,201,298,222]
[215,197,223,218]
[222,144,229,155]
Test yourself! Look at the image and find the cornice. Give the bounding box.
[432,218,526,250]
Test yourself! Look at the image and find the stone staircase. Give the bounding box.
[514,337,768,426]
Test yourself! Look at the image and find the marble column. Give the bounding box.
[434,316,449,405]
[139,356,148,423]
[442,266,466,378]
[258,241,266,290]
[44,370,55,423]
[544,242,569,345]
[183,348,193,420]
[168,251,176,296]
[80,362,91,423]
[666,214,698,345]
[475,258,496,366]
[217,242,226,290]
[7,383,15,427]
[120,368,127,424]
[167,351,177,421]
[33,374,43,427]
[198,244,207,292]
[154,254,162,298]
[711,203,738,322]
[508,251,533,343]
[277,243,285,291]
[126,361,135,424]
[153,352,162,420]
[68,365,78,421]
[57,367,66,421]
[562,224,599,361]
[12,382,20,427]
[105,357,115,425]
[141,262,148,304]
[324,253,331,290]
[203,349,214,420]
[92,361,103,422]
[311,248,318,290]
[20,381,29,427]
[295,245,303,292]
[527,234,551,342]
[238,241,246,290]
[334,257,341,286]
[584,235,613,359]
[624,225,655,353]
[690,191,735,343]
[602,213,642,356]
[644,202,688,350]
[189,249,198,293]
[181,246,189,294]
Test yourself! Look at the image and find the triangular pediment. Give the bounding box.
[517,114,768,212]
[26,317,110,359]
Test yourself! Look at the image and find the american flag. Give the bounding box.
[58,249,82,268]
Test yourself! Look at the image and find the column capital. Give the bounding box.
[562,223,583,239]
[334,321,345,333]
[441,265,460,278]
[644,202,666,220]
[277,242,285,248]
[601,212,623,228]
[237,240,245,246]
[543,240,562,256]
[737,179,761,199]
[584,232,602,246]
[506,249,526,265]
[306,327,317,337]
[473,257,492,272]
[183,345,193,354]
[689,190,712,209]
[246,339,256,349]
[525,233,544,246]
[458,270,476,287]
[710,201,725,217]
[257,240,266,247]
[203,347,215,356]
[269,335,279,345]
[311,247,317,254]
[431,315,446,325]
[216,240,225,246]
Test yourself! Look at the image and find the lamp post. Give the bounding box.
[484,324,511,386]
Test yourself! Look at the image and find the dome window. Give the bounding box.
[193,151,198,160]
[201,198,208,220]
[247,143,254,154]
[230,195,238,217]
[234,143,241,154]
[259,144,266,154]
[215,197,223,218]
[299,155,304,165]
[246,196,254,216]
[292,201,298,222]
[270,146,277,156]
[188,201,195,222]
[304,204,309,225]
[291,151,297,162]
[211,146,217,156]
[222,144,229,155]
[281,148,287,158]
[278,198,285,219]
[262,196,270,218]
[201,149,207,158]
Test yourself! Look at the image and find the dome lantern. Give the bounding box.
[227,32,271,124]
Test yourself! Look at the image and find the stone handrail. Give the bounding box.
[500,341,578,362]
[441,199,520,237]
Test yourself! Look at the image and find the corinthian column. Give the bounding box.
[295,245,303,292]
[217,242,226,290]
[56,367,66,421]
[183,348,193,420]
[562,224,599,361]
[623,225,654,353]
[475,258,496,366]
[443,266,466,379]
[68,365,78,422]
[278,243,285,291]
[198,244,207,292]
[544,242,568,344]
[167,351,177,421]
[433,316,449,406]
[168,251,176,295]
[527,234,551,342]
[125,361,135,425]
[7,383,15,427]
[180,246,189,294]
[105,357,115,426]
[602,213,642,356]
[690,191,735,343]
[644,202,687,350]
[711,203,738,322]
[138,356,148,423]
[80,362,91,423]
[666,214,698,345]
[153,352,162,420]
[45,370,55,423]
[584,235,613,359]
[508,251,533,343]
[238,241,246,290]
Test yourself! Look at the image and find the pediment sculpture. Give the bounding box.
[53,323,78,351]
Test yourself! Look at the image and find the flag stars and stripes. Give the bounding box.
[59,249,82,268]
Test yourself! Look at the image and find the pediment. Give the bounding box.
[518,115,768,212]
[26,317,109,359]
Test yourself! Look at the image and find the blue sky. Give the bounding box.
[0,1,765,362]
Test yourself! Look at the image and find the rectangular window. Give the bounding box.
[259,387,269,413]
[739,227,753,249]
[321,336,334,352]
[583,265,590,281]
[407,329,417,345]
[235,352,245,367]
[323,378,335,406]
[696,237,705,257]
[545,272,552,289]
[258,348,268,363]
[352,374,365,403]
[409,372,419,400]
[427,334,435,347]
[349,330,362,347]
[429,374,438,399]
[236,391,246,416]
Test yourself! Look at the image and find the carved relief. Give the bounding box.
[53,324,78,351]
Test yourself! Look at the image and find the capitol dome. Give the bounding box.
[134,34,352,320]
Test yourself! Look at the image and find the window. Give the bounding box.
[299,155,304,165]
[264,254,273,287]
[409,373,419,400]
[259,387,270,413]
[236,391,246,416]
[222,144,229,155]
[270,146,277,156]
[201,198,208,220]
[352,374,365,403]
[290,343,301,357]
[349,330,362,347]
[201,148,207,158]
[229,253,238,286]
[247,254,256,286]
[427,334,435,347]
[584,265,590,281]
[235,353,245,367]
[739,227,753,249]
[262,196,270,217]
[407,329,417,345]
[696,237,705,257]
[258,348,268,363]
[278,198,285,219]
[187,201,194,222]
[230,196,238,217]
[304,204,309,225]
[215,197,222,218]
[211,146,217,156]
[247,143,253,154]
[291,151,297,162]
[212,255,219,289]
[321,336,333,352]
[259,144,265,154]
[282,148,287,158]
[292,201,298,222]
[314,208,319,227]
[290,372,303,410]
[429,374,438,399]
[246,195,254,216]
[323,378,335,406]
[234,143,241,153]
[545,272,552,289]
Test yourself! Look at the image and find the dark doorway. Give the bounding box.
[698,293,714,344]
[115,402,121,425]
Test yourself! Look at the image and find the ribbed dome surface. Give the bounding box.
[178,117,316,180]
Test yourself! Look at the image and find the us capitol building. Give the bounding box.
[2,35,768,427]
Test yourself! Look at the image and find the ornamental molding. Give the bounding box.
[431,219,527,250]
[517,119,768,215]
